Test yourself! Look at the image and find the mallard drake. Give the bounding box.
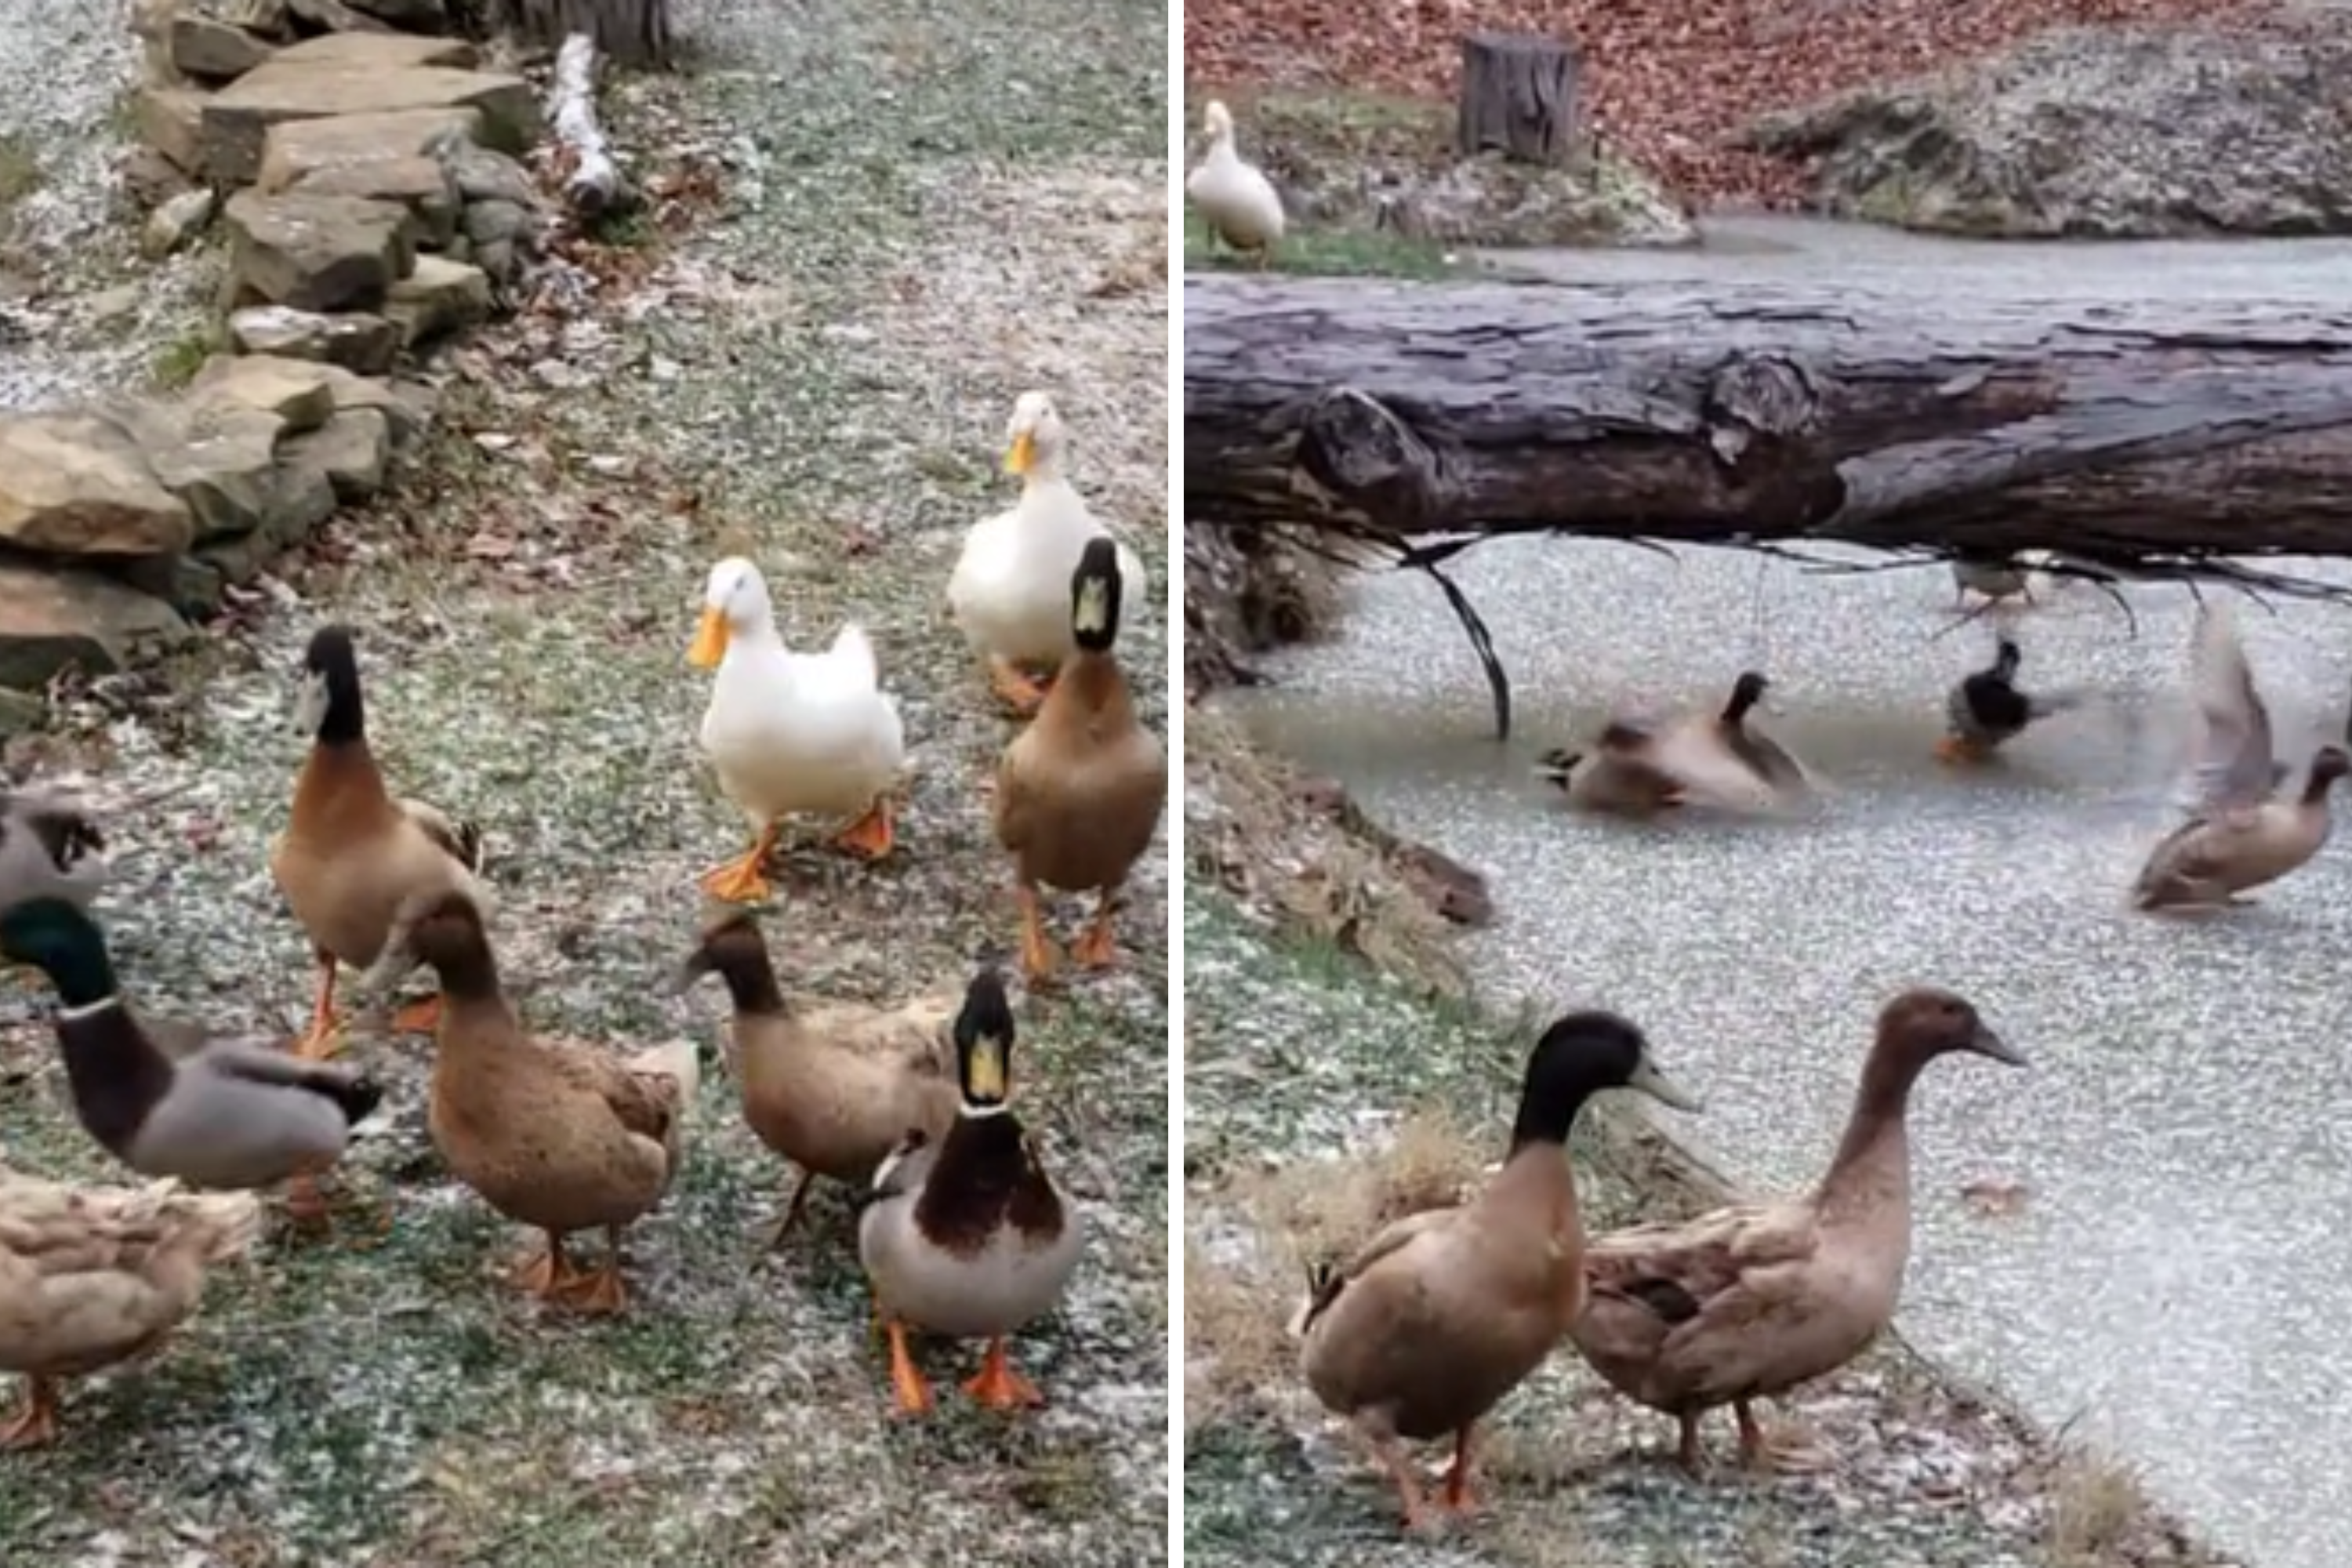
[1534,720,1690,818]
[675,904,957,1247]
[948,391,1150,716]
[1936,638,2082,764]
[1569,988,2023,1475]
[994,538,1167,981]
[0,899,383,1229]
[690,557,906,903]
[2132,746,2348,911]
[270,625,490,1061]
[1185,99,1285,267]
[0,1165,260,1448]
[859,970,1082,1415]
[1293,1011,1697,1532]
[1537,676,1802,819]
[395,891,700,1313]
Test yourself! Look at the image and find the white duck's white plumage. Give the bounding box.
[1185,99,1285,256]
[948,392,1149,677]
[692,557,906,835]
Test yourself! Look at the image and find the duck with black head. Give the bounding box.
[1938,637,2085,765]
[269,625,490,1061]
[1570,986,2025,1475]
[858,969,1083,1416]
[0,898,383,1231]
[1293,1011,1699,1534]
[993,537,1167,982]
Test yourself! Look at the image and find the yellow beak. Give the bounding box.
[688,606,729,670]
[1004,430,1036,477]
[965,1033,1007,1100]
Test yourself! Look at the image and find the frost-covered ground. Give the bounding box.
[0,0,1170,1561]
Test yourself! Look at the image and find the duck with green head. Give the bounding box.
[0,898,383,1229]
[858,969,1083,1415]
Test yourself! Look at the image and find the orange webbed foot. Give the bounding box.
[885,1319,935,1416]
[989,659,1051,716]
[834,800,895,861]
[962,1338,1044,1411]
[389,993,443,1035]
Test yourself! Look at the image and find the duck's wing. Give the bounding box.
[824,623,882,688]
[2180,602,2278,814]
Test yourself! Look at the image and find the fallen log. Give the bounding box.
[1185,273,2352,732]
[550,33,631,217]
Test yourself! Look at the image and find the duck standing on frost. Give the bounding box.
[949,390,1149,717]
[1185,98,1285,267]
[689,557,906,904]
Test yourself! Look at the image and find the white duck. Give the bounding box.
[947,391,1149,716]
[1185,99,1284,265]
[688,557,906,903]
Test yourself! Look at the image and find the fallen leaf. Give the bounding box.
[1959,1177,2029,1218]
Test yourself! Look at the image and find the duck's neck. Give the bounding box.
[1813,1047,1921,1224]
[2303,770,2338,807]
[55,997,172,1158]
[1204,130,1240,166]
[430,936,506,1021]
[293,735,393,824]
[1485,1134,1580,1247]
[725,613,789,661]
[1037,652,1131,730]
[1019,462,1073,501]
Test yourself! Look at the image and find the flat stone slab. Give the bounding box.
[288,154,459,249]
[387,255,492,346]
[227,304,400,375]
[225,188,413,312]
[256,105,481,195]
[190,354,340,434]
[136,87,208,176]
[111,401,289,543]
[0,566,192,692]
[171,15,274,81]
[201,60,538,184]
[270,31,476,70]
[282,406,391,503]
[0,413,194,557]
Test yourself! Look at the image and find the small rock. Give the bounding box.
[141,187,218,260]
[532,359,592,390]
[190,353,339,434]
[115,401,289,542]
[463,196,535,249]
[134,86,209,176]
[442,140,537,208]
[87,287,143,327]
[0,566,192,692]
[281,407,390,503]
[472,238,516,282]
[118,144,193,210]
[385,256,491,347]
[223,188,412,312]
[227,304,399,375]
[0,412,195,557]
[170,15,274,81]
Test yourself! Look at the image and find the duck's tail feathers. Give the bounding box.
[1533,748,1581,790]
[626,1036,703,1124]
[1286,1259,1345,1340]
[397,797,486,874]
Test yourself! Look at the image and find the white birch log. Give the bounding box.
[550,32,630,216]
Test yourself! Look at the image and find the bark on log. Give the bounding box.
[495,0,670,68]
[550,32,630,215]
[1182,274,2352,559]
[1456,33,1578,165]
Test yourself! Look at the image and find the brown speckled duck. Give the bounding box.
[270,626,489,1060]
[858,970,1082,1415]
[1293,1012,1697,1532]
[396,891,699,1314]
[0,899,382,1230]
[675,905,957,1248]
[1569,989,2023,1474]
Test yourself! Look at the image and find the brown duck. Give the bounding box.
[1294,1012,1698,1532]
[1569,988,2024,1474]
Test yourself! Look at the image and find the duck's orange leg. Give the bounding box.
[884,1318,935,1416]
[765,1169,820,1250]
[700,822,781,903]
[511,1231,587,1298]
[989,658,1051,716]
[1438,1423,1479,1512]
[1356,1426,1433,1534]
[1935,735,1989,767]
[1016,883,1057,982]
[292,951,343,1061]
[834,798,895,861]
[0,1377,59,1450]
[390,993,444,1034]
[1069,891,1120,970]
[961,1337,1044,1411]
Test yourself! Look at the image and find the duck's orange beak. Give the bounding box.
[688,606,728,670]
[1004,430,1035,476]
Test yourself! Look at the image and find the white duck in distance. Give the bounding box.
[948,391,1149,717]
[1185,98,1285,267]
[688,557,906,904]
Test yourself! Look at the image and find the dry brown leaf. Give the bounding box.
[1959,1176,2030,1218]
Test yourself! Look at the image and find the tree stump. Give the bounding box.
[1455,33,1580,165]
[493,0,671,68]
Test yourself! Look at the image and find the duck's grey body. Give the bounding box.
[858,1125,1085,1339]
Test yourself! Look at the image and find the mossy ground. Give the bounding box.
[0,0,1169,1559]
[1178,722,2235,1568]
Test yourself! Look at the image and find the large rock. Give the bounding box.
[270,30,474,68]
[256,105,480,194]
[0,415,194,557]
[112,401,289,542]
[386,256,491,346]
[227,304,400,374]
[288,154,459,249]
[135,87,208,176]
[224,188,413,311]
[190,354,339,433]
[200,60,539,184]
[281,407,391,503]
[0,567,193,691]
[171,15,275,80]
[1747,29,2352,238]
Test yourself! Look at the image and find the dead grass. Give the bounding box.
[1183,707,1463,995]
[0,130,39,218]
[2046,1450,2163,1566]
